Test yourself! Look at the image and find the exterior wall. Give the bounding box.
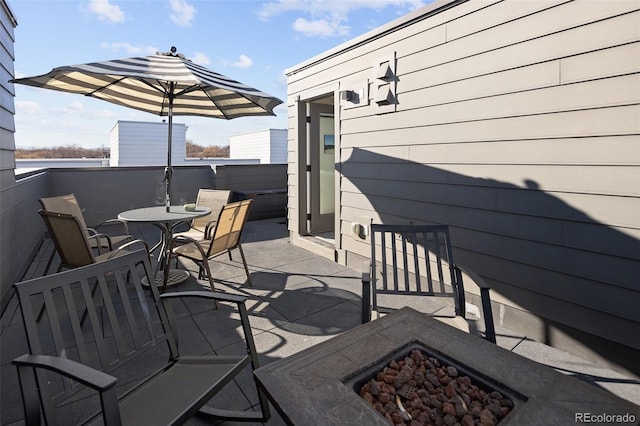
[286,0,640,373]
[214,163,287,191]
[0,0,20,311]
[230,128,287,164]
[47,166,216,225]
[110,120,187,166]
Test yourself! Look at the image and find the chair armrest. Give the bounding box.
[95,218,130,235]
[203,220,218,239]
[361,261,372,324]
[87,233,114,252]
[454,263,497,344]
[108,239,150,258]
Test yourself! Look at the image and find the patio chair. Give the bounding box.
[38,210,148,271]
[173,189,231,240]
[40,193,132,272]
[12,249,270,425]
[164,200,253,292]
[361,224,496,343]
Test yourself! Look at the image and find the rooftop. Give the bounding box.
[1,217,638,425]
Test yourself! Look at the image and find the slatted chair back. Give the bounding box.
[14,250,176,425]
[207,200,252,257]
[362,223,496,343]
[39,210,97,269]
[368,224,465,319]
[191,189,231,235]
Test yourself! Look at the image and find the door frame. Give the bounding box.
[294,85,341,242]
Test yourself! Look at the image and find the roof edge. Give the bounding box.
[1,0,17,26]
[285,0,467,76]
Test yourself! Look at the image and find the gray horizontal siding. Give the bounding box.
[286,0,640,355]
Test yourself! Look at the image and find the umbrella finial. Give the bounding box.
[157,46,184,59]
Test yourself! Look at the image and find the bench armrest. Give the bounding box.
[13,354,121,425]
[13,354,117,390]
[160,290,247,304]
[159,292,260,368]
[454,263,497,344]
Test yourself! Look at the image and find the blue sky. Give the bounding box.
[11,0,429,149]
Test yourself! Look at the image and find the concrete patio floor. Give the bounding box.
[1,218,638,425]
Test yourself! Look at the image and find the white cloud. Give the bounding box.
[67,101,85,111]
[88,0,125,24]
[220,54,254,69]
[231,55,253,69]
[190,52,211,66]
[100,42,159,55]
[16,101,41,114]
[258,0,426,37]
[293,17,349,37]
[169,0,196,27]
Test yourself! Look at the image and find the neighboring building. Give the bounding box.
[110,120,188,167]
[286,0,639,374]
[109,120,261,166]
[230,129,287,164]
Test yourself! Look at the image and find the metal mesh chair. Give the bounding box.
[173,189,231,240]
[39,194,132,272]
[164,200,253,292]
[38,210,146,271]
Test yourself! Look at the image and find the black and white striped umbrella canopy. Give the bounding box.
[11,48,283,210]
[11,48,282,119]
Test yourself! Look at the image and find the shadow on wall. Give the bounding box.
[343,148,639,374]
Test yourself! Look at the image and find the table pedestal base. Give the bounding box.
[142,269,190,288]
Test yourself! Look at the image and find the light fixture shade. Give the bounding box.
[375,84,394,105]
[376,61,393,80]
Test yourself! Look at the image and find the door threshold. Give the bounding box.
[292,234,335,261]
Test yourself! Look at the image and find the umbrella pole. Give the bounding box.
[165,90,174,212]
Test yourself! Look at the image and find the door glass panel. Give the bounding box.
[319,115,335,215]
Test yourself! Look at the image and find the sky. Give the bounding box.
[10,0,430,149]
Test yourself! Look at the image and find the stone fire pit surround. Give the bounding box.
[254,307,640,426]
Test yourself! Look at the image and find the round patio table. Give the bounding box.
[118,205,211,288]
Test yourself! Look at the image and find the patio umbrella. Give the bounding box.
[11,47,283,211]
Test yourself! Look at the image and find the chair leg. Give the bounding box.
[237,244,252,286]
[43,249,56,276]
[480,288,497,344]
[162,248,174,293]
[200,260,219,309]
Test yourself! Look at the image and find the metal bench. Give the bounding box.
[12,249,270,425]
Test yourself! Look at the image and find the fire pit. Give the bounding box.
[345,341,524,425]
[255,307,639,426]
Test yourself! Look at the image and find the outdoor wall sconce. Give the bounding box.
[341,90,355,102]
[372,52,397,113]
[340,84,368,109]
